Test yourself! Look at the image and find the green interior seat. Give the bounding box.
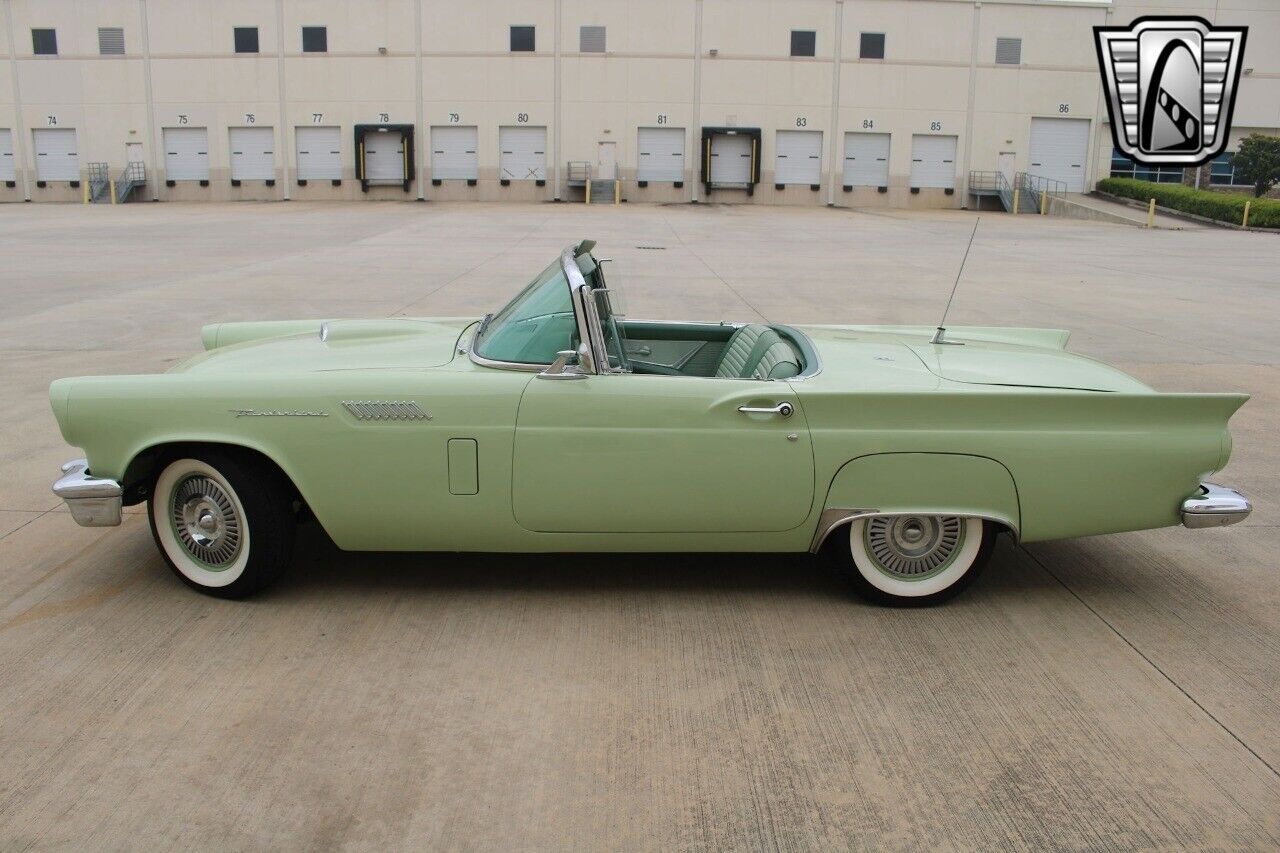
[714,324,802,380]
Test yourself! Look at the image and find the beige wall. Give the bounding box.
[0,0,1275,206]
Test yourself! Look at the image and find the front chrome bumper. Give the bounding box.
[1181,482,1252,529]
[52,458,123,527]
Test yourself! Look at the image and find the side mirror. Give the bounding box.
[538,350,587,381]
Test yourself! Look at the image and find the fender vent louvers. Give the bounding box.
[342,400,431,421]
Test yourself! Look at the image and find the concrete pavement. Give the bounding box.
[1,201,1277,849]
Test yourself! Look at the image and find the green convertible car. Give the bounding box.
[51,240,1252,604]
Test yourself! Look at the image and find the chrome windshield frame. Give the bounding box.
[467,245,602,375]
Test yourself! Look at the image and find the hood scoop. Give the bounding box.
[319,319,431,344]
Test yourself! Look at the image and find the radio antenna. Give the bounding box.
[930,217,980,345]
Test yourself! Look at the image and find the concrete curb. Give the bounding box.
[1046,195,1162,228]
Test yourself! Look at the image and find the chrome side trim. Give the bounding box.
[1181,482,1252,528]
[52,459,123,527]
[810,508,877,553]
[809,508,1019,553]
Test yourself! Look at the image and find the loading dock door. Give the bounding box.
[1028,117,1089,192]
[431,125,478,180]
[774,130,822,185]
[163,127,209,181]
[909,134,958,189]
[843,132,890,187]
[499,126,547,181]
[637,127,684,182]
[295,126,341,180]
[709,133,752,185]
[364,130,406,183]
[229,127,275,181]
[0,129,14,181]
[33,128,78,181]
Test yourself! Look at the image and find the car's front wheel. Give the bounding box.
[829,515,995,606]
[148,450,295,598]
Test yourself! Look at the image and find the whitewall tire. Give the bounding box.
[147,450,295,598]
[830,515,995,606]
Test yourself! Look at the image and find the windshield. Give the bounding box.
[473,258,576,365]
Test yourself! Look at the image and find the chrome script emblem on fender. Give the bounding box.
[1095,17,1246,167]
[229,408,329,417]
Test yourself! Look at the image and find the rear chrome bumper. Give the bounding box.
[1181,482,1252,529]
[52,458,123,527]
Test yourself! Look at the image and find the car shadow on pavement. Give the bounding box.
[251,522,1073,604]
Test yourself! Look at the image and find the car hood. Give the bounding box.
[796,325,1151,392]
[172,317,477,374]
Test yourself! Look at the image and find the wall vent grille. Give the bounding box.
[98,28,125,55]
[996,37,1022,65]
[580,26,606,53]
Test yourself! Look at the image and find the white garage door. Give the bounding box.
[0,129,14,181]
[1028,118,1089,192]
[163,127,209,181]
[363,129,406,183]
[636,127,684,182]
[774,130,822,186]
[499,126,546,181]
[431,125,478,181]
[843,132,890,188]
[909,134,958,189]
[33,128,79,181]
[229,127,274,180]
[709,133,752,185]
[295,126,341,180]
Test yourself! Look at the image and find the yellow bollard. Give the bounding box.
[1243,199,1252,228]
[585,179,591,205]
[109,179,116,204]
[1011,189,1019,215]
[614,179,620,205]
[1040,190,1048,215]
[1147,198,1156,228]
[82,181,89,204]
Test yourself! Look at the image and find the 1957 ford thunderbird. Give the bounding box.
[50,240,1252,603]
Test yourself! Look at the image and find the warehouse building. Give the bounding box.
[0,0,1275,207]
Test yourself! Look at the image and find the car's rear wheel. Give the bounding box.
[829,515,994,606]
[148,451,295,598]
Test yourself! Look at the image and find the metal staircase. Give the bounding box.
[114,162,145,203]
[968,170,1065,214]
[85,161,146,203]
[566,160,620,205]
[87,162,111,203]
[587,178,619,205]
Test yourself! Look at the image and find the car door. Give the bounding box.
[512,373,814,533]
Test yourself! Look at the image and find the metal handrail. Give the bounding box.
[1013,167,1064,211]
[566,160,591,184]
[115,161,145,203]
[967,170,1016,213]
[86,162,110,203]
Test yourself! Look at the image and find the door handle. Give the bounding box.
[738,402,794,417]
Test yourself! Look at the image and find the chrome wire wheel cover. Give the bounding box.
[862,515,965,580]
[169,475,243,569]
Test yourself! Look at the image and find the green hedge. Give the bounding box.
[1096,178,1280,228]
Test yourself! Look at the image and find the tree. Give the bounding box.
[1230,133,1280,198]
